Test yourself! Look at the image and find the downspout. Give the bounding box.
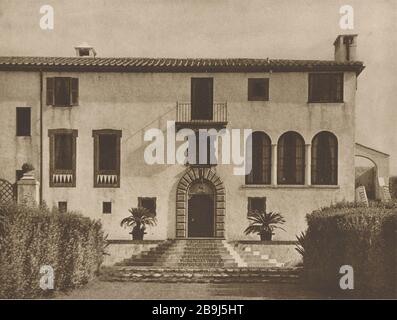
[39,70,43,204]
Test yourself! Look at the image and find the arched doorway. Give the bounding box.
[176,167,225,238]
[355,143,390,201]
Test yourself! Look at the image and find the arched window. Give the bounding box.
[311,132,338,185]
[245,132,272,185]
[277,132,305,185]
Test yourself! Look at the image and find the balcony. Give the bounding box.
[175,102,228,129]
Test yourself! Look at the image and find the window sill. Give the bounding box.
[50,184,76,188]
[50,105,78,108]
[307,101,344,105]
[94,185,120,188]
[242,184,340,189]
[248,99,270,102]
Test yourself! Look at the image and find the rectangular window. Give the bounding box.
[248,78,269,101]
[58,201,67,213]
[93,130,122,188]
[99,135,117,170]
[46,77,79,106]
[49,129,78,187]
[308,73,343,103]
[55,134,73,170]
[102,202,112,214]
[248,197,266,216]
[16,107,31,136]
[138,197,156,216]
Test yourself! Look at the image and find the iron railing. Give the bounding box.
[176,102,228,123]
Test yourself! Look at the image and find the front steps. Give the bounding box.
[101,266,301,283]
[102,239,300,283]
[232,243,285,267]
[117,239,238,268]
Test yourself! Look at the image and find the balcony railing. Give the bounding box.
[51,170,75,187]
[94,170,120,187]
[176,102,228,124]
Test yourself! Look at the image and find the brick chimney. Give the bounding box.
[74,42,96,57]
[334,34,357,62]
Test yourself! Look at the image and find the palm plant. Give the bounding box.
[244,210,285,241]
[120,207,157,240]
[295,231,307,257]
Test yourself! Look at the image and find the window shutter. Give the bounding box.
[264,78,269,101]
[46,78,55,105]
[70,78,79,105]
[336,74,343,102]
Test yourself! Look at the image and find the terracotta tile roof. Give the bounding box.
[0,56,365,74]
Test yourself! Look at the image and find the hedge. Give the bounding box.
[0,202,106,299]
[302,201,397,298]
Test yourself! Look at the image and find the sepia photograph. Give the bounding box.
[0,0,396,308]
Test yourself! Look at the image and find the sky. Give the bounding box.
[0,0,396,174]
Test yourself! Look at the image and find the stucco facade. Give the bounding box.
[1,35,370,240]
[0,66,360,240]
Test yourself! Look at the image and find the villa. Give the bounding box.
[0,34,390,242]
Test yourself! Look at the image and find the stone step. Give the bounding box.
[100,266,301,283]
[116,239,288,270]
[123,255,236,261]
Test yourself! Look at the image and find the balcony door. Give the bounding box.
[191,78,213,120]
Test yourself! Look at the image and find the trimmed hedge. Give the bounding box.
[390,176,397,199]
[0,203,106,299]
[302,201,397,298]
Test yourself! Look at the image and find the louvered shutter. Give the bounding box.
[70,78,79,105]
[46,78,55,105]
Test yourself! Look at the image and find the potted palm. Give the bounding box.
[244,210,286,241]
[120,207,156,240]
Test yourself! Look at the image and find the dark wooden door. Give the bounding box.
[191,78,213,120]
[188,194,214,237]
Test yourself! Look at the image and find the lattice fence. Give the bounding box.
[0,178,16,204]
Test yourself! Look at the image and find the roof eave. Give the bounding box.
[0,64,365,74]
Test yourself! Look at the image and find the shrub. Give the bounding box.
[302,201,397,298]
[390,176,397,199]
[0,202,106,299]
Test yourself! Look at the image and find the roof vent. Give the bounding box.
[334,34,357,62]
[74,42,97,57]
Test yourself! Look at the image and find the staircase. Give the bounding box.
[231,243,284,267]
[101,239,301,283]
[117,239,238,268]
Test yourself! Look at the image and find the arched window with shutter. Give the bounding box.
[311,131,338,185]
[277,132,305,185]
[245,131,272,185]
